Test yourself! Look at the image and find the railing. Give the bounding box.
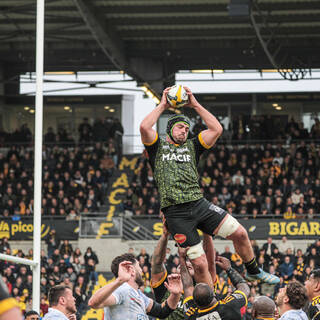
[0,137,319,148]
[122,217,158,240]
[130,213,320,219]
[1,137,319,156]
[1,213,320,220]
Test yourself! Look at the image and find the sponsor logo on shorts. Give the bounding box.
[209,204,224,215]
[174,233,187,244]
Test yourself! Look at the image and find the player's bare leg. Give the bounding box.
[215,215,280,284]
[189,254,213,288]
[227,225,255,263]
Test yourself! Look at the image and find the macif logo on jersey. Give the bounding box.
[162,153,191,162]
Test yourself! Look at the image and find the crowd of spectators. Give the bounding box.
[76,117,123,147]
[1,114,319,146]
[45,117,124,162]
[219,237,320,318]
[125,138,320,218]
[229,115,320,141]
[0,124,32,145]
[0,235,99,317]
[0,141,117,218]
[0,117,123,147]
[0,117,319,220]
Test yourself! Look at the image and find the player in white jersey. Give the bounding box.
[276,281,308,320]
[89,253,182,320]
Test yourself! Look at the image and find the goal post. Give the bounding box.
[32,0,45,312]
[0,0,46,313]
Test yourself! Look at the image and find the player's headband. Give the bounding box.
[166,115,190,143]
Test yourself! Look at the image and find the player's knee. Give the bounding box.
[187,242,205,260]
[190,254,208,273]
[216,214,240,238]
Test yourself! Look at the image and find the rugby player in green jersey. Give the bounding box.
[150,219,217,320]
[140,86,279,286]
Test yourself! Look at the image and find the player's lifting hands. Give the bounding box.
[164,274,182,295]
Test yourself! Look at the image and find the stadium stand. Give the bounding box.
[129,139,320,220]
[0,141,116,218]
[1,116,319,220]
[0,117,319,319]
[0,238,102,317]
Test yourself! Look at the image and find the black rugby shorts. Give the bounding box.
[162,198,227,247]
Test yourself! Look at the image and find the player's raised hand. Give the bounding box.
[183,86,199,108]
[68,314,76,320]
[215,255,231,271]
[118,261,133,283]
[159,87,171,109]
[164,274,182,294]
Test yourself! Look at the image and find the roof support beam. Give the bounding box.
[73,0,127,71]
[73,0,169,94]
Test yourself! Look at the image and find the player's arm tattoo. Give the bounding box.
[179,263,194,297]
[203,234,216,283]
[226,268,250,298]
[152,233,169,275]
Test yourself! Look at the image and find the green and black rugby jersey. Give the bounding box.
[151,270,185,320]
[144,132,211,209]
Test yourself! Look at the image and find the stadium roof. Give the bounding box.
[1,0,320,94]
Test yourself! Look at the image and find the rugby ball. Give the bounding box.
[166,85,189,108]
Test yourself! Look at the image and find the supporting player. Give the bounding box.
[252,296,276,320]
[150,220,217,319]
[0,277,22,320]
[140,86,279,285]
[305,269,320,320]
[25,311,41,320]
[275,281,308,320]
[178,247,249,319]
[88,253,182,320]
[43,285,77,320]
